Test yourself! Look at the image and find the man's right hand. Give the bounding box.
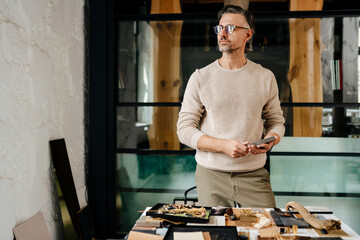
[221,139,249,158]
[197,135,249,158]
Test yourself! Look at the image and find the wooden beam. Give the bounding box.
[290,0,323,11]
[151,0,182,14]
[148,0,182,150]
[288,0,324,137]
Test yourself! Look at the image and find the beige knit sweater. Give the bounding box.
[177,59,285,172]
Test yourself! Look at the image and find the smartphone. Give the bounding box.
[247,136,276,146]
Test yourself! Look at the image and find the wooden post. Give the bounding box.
[288,0,324,137]
[148,0,182,150]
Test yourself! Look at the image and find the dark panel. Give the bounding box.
[87,0,113,237]
[49,139,80,237]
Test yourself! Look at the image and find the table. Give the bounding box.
[127,206,360,240]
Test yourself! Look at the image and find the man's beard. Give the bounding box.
[218,38,240,53]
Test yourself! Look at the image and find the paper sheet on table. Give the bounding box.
[173,231,204,240]
[128,230,163,240]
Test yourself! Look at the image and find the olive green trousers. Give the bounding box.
[195,164,276,208]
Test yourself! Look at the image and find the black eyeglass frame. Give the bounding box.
[213,24,250,35]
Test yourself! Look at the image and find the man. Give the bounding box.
[177,5,285,208]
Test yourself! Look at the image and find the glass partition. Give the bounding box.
[115,153,197,234]
[117,17,360,103]
[271,137,360,233]
[117,17,360,139]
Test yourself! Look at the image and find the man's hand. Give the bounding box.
[248,133,280,155]
[221,139,249,158]
[197,135,249,158]
[248,141,273,154]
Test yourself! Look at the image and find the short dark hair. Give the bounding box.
[217,5,255,52]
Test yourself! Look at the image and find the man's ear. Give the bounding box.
[246,29,253,41]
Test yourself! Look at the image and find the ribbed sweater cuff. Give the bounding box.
[266,126,285,139]
[190,131,205,150]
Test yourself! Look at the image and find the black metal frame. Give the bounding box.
[118,102,360,107]
[116,10,360,21]
[87,0,116,238]
[87,2,360,237]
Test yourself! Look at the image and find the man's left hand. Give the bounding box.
[248,133,280,155]
[248,141,273,154]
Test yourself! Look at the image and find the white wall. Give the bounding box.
[0,0,85,239]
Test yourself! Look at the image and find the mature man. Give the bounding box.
[177,5,285,207]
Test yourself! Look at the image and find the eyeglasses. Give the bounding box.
[213,24,249,35]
